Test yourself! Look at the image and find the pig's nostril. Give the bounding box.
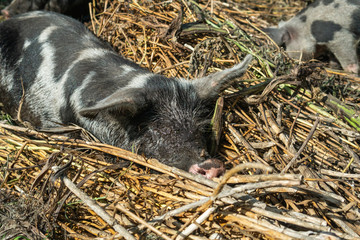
[189,164,206,175]
[197,169,206,176]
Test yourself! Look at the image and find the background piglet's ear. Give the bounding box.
[78,88,146,118]
[192,54,252,99]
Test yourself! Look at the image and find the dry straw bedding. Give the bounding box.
[0,0,359,239]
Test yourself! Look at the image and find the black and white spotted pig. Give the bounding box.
[1,0,91,19]
[264,0,360,74]
[0,11,252,178]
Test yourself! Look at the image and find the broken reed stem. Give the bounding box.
[213,163,273,197]
[226,173,301,184]
[223,213,295,239]
[52,166,136,240]
[175,207,216,240]
[282,117,320,173]
[198,162,273,211]
[227,123,269,165]
[116,204,172,240]
[243,206,331,232]
[320,169,360,179]
[153,177,301,222]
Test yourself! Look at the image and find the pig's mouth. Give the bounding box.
[189,158,225,179]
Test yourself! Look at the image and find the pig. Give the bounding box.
[264,0,360,74]
[0,11,252,179]
[1,0,91,19]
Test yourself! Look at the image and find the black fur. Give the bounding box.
[311,20,342,42]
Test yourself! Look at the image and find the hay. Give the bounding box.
[0,0,359,239]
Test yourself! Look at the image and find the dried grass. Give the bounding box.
[0,0,359,239]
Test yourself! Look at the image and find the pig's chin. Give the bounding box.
[189,158,225,179]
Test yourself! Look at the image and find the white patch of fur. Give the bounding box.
[57,48,108,93]
[26,26,61,126]
[77,48,110,60]
[38,26,58,43]
[26,47,115,127]
[23,39,31,50]
[0,55,26,92]
[0,69,15,92]
[27,41,60,125]
[125,73,153,89]
[70,71,96,113]
[58,48,111,87]
[121,65,135,75]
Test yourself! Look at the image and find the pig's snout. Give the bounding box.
[1,9,10,19]
[189,158,225,179]
[344,63,359,74]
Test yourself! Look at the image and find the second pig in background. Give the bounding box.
[1,0,91,19]
[264,0,360,74]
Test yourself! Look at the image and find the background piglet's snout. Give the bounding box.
[0,11,252,179]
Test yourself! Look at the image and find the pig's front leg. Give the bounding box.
[326,30,359,74]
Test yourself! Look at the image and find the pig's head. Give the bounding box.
[1,0,45,19]
[78,55,252,179]
[1,0,91,19]
[264,23,316,61]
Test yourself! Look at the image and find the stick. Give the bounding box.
[52,166,136,240]
[282,117,320,173]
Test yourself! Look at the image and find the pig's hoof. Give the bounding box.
[189,158,225,179]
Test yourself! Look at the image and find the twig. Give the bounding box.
[265,109,296,154]
[175,207,216,240]
[153,178,301,222]
[227,123,269,165]
[320,169,360,179]
[116,203,172,240]
[282,117,320,173]
[52,166,136,240]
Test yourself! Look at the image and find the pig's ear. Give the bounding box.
[78,88,146,117]
[263,27,290,46]
[281,29,292,45]
[192,54,252,99]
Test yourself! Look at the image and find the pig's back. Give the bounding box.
[294,0,359,34]
[0,11,147,128]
